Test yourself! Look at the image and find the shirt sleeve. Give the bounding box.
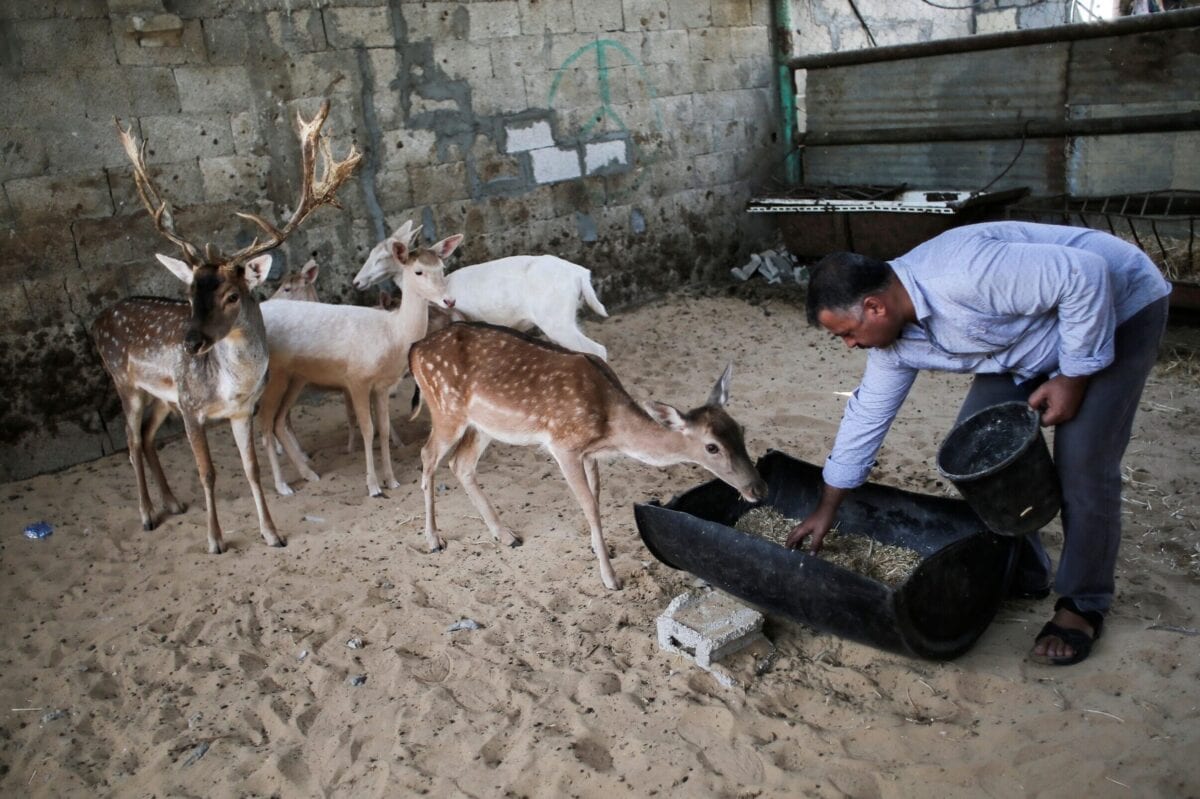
[823,352,919,489]
[971,238,1117,377]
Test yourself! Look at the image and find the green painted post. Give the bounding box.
[773,0,800,185]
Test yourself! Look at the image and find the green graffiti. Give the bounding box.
[548,39,665,201]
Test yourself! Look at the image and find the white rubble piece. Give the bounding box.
[657,589,768,688]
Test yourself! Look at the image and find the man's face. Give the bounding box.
[817,297,902,349]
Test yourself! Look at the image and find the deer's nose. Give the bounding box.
[444,298,456,309]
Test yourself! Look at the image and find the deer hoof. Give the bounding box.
[276,483,295,497]
[498,529,522,547]
[370,488,386,498]
[428,539,446,553]
[603,575,623,590]
[208,542,226,555]
[301,467,320,483]
[267,535,287,548]
[387,478,401,489]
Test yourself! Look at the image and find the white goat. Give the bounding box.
[258,233,461,497]
[355,224,609,359]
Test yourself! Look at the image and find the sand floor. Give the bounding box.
[1,287,1198,797]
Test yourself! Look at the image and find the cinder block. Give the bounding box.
[489,34,547,81]
[0,73,83,129]
[976,9,1018,35]
[467,1,521,40]
[279,51,360,99]
[505,120,556,153]
[641,29,689,65]
[107,159,206,218]
[175,66,256,113]
[584,138,629,174]
[6,171,114,224]
[573,0,623,33]
[689,27,732,62]
[0,128,49,183]
[712,0,754,27]
[265,9,327,54]
[79,66,180,119]
[111,15,207,67]
[202,15,251,65]
[432,38,493,82]
[408,161,470,204]
[140,114,236,164]
[325,6,395,49]
[657,590,766,687]
[199,155,272,204]
[668,0,713,30]
[624,0,670,31]
[518,0,574,35]
[530,146,582,184]
[10,18,116,71]
[729,26,768,59]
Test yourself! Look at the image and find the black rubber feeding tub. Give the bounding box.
[634,450,1019,660]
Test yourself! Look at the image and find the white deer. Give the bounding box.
[355,224,609,359]
[408,322,767,589]
[258,233,462,497]
[93,101,359,553]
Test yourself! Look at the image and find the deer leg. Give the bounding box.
[584,456,600,500]
[448,429,520,547]
[275,378,320,484]
[553,448,620,590]
[419,421,463,552]
[141,398,185,516]
[120,390,156,531]
[537,319,607,360]
[343,389,357,454]
[280,380,310,465]
[348,385,383,497]
[230,415,285,548]
[181,416,224,555]
[257,372,296,496]
[374,384,400,490]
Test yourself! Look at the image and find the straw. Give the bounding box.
[733,506,923,586]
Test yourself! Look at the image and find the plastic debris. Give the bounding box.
[348,674,367,686]
[23,521,53,540]
[182,741,209,767]
[446,618,481,633]
[297,649,308,662]
[346,637,364,649]
[303,514,326,523]
[41,709,67,724]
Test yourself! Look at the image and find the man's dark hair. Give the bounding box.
[805,252,895,326]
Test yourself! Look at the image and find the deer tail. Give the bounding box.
[580,272,608,318]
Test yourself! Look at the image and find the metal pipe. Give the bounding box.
[772,0,800,185]
[800,110,1200,146]
[788,7,1200,71]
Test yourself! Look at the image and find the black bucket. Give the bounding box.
[936,402,1061,537]
[634,450,1018,660]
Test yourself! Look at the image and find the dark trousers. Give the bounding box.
[955,296,1169,616]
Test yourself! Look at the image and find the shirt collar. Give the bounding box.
[890,259,932,325]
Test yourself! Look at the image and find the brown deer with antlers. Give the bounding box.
[409,323,767,589]
[93,100,360,554]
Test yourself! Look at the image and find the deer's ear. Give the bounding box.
[156,253,194,285]
[242,254,273,289]
[429,233,464,260]
[645,401,686,431]
[300,258,319,283]
[391,239,411,263]
[392,220,421,245]
[707,363,733,408]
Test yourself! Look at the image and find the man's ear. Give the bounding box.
[862,295,886,319]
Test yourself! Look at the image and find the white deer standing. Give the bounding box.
[356,224,609,358]
[93,100,360,553]
[257,233,462,497]
[409,322,767,589]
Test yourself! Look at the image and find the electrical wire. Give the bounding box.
[846,0,879,47]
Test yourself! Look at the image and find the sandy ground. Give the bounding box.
[1,286,1198,798]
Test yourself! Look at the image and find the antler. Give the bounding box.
[230,100,363,264]
[115,119,203,264]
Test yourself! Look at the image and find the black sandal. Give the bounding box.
[1029,597,1104,666]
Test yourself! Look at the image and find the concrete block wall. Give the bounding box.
[0,0,780,481]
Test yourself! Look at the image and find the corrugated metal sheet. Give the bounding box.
[805,45,1067,134]
[1068,28,1200,108]
[798,23,1199,196]
[803,140,1064,195]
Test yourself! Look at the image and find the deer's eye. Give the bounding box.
[415,270,424,276]
[282,287,291,293]
[705,443,719,455]
[225,292,240,305]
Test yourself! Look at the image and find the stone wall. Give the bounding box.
[0,0,780,481]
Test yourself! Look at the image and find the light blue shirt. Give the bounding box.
[823,221,1171,489]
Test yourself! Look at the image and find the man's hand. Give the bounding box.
[1028,374,1089,426]
[785,485,849,553]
